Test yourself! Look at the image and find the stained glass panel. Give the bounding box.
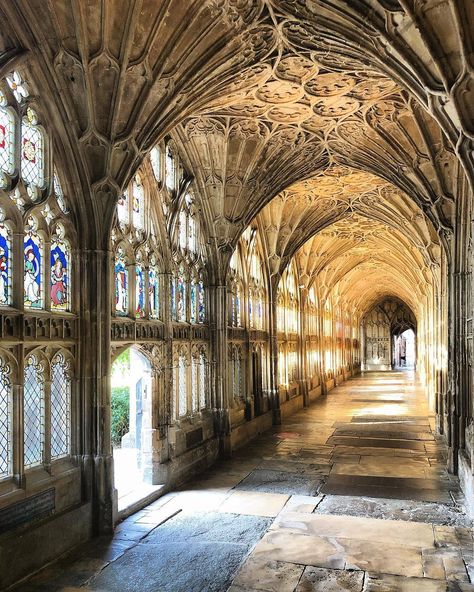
[188,213,196,254]
[50,234,70,311]
[51,355,70,458]
[24,226,43,309]
[115,249,128,316]
[0,358,12,478]
[165,145,175,191]
[21,108,45,192]
[117,191,129,225]
[135,263,145,318]
[0,94,15,178]
[24,356,44,467]
[0,220,11,305]
[148,266,159,318]
[150,146,161,181]
[190,278,197,324]
[178,355,187,417]
[132,175,144,230]
[198,279,205,324]
[176,266,186,322]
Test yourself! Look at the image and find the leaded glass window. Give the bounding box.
[179,210,187,251]
[175,265,186,322]
[165,145,176,191]
[50,226,70,311]
[51,354,71,458]
[178,354,187,417]
[24,218,43,309]
[190,277,197,324]
[198,277,205,324]
[132,174,144,230]
[0,358,12,478]
[135,262,145,318]
[24,355,45,467]
[115,248,128,316]
[21,108,45,197]
[150,146,161,181]
[117,191,129,225]
[0,214,12,306]
[148,264,159,319]
[0,90,15,182]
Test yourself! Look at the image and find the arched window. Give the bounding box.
[21,107,45,199]
[50,224,70,311]
[24,355,45,467]
[0,90,16,181]
[132,174,145,230]
[114,247,128,316]
[150,145,161,182]
[228,249,243,327]
[135,259,146,319]
[148,257,160,319]
[0,356,12,478]
[165,144,177,192]
[50,353,71,458]
[117,190,129,226]
[24,216,43,309]
[0,210,12,305]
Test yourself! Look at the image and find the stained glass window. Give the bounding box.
[199,351,207,409]
[176,265,186,322]
[117,192,128,226]
[150,146,161,181]
[165,145,176,191]
[135,263,145,318]
[0,91,15,183]
[198,277,205,323]
[190,277,197,324]
[21,108,45,197]
[0,215,12,306]
[51,354,70,458]
[188,215,196,254]
[0,358,12,478]
[24,218,43,309]
[6,71,29,103]
[24,355,45,467]
[178,354,187,417]
[132,174,144,230]
[50,226,70,311]
[148,265,159,318]
[115,248,128,316]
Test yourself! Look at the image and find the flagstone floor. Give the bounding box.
[13,372,474,592]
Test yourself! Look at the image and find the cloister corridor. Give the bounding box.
[14,372,473,592]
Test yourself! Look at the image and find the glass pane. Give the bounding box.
[53,172,68,213]
[24,357,44,467]
[51,355,70,458]
[21,108,45,189]
[135,263,145,318]
[0,101,15,176]
[0,359,12,478]
[132,175,144,230]
[198,279,205,324]
[24,229,43,309]
[192,356,198,412]
[177,267,186,322]
[50,236,70,311]
[165,146,175,191]
[148,267,159,318]
[115,250,128,316]
[117,191,129,225]
[190,279,197,324]
[150,146,160,181]
[0,221,12,305]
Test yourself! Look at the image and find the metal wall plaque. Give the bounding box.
[0,488,55,533]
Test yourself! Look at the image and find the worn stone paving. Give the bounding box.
[13,372,474,592]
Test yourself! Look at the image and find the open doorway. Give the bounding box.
[111,347,155,512]
[393,329,416,369]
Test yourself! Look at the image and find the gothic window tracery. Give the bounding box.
[228,248,244,328]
